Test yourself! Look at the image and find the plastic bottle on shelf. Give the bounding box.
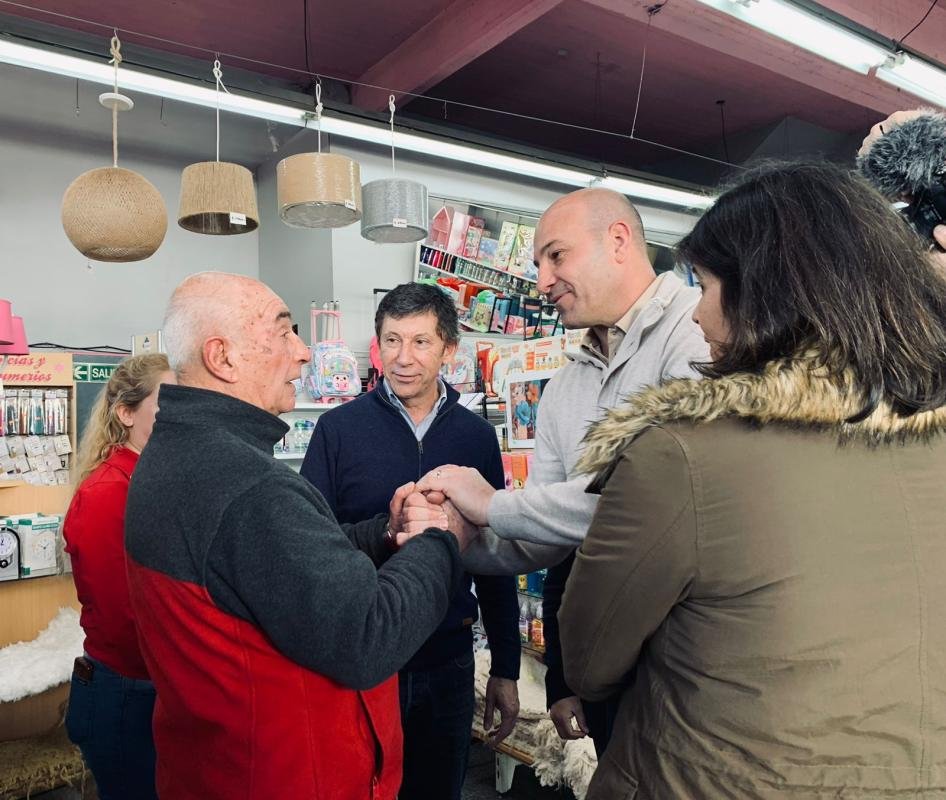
[531,602,544,649]
[518,598,530,643]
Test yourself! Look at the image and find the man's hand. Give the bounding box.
[397,494,480,551]
[858,108,929,158]
[415,465,496,527]
[388,482,418,536]
[484,676,519,747]
[549,696,589,740]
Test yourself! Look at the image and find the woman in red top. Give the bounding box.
[63,353,175,800]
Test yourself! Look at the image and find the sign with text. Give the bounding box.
[73,363,118,383]
[0,353,74,386]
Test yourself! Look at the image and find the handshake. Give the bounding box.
[388,465,497,551]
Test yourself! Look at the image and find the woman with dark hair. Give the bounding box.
[558,162,946,799]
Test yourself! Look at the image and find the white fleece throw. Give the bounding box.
[0,607,83,703]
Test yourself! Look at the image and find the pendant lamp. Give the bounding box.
[178,60,259,235]
[61,35,167,262]
[0,300,15,346]
[277,84,362,228]
[0,316,29,355]
[360,95,428,244]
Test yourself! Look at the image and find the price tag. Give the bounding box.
[229,212,247,226]
[392,218,408,228]
[344,199,357,210]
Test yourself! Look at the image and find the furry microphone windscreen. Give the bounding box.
[857,111,946,197]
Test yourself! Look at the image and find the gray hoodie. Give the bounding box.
[464,271,709,574]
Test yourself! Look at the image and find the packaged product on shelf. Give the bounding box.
[501,453,513,490]
[531,602,545,649]
[508,225,536,280]
[462,218,485,259]
[477,236,499,264]
[493,222,519,272]
[29,389,45,435]
[4,389,17,436]
[446,211,472,255]
[489,298,511,334]
[17,389,30,435]
[518,598,531,643]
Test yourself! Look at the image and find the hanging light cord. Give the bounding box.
[315,81,323,153]
[388,94,397,176]
[0,0,736,169]
[108,33,121,167]
[212,58,231,162]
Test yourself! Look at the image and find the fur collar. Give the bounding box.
[577,353,946,485]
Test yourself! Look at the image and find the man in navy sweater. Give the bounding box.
[301,282,520,800]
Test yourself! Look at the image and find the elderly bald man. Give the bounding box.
[124,272,467,800]
[409,187,709,750]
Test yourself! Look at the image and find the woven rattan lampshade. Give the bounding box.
[178,161,259,235]
[360,178,428,243]
[277,153,362,228]
[61,167,168,262]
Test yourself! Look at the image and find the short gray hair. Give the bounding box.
[161,272,232,376]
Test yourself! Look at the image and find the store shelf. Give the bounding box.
[418,262,509,294]
[458,320,520,339]
[289,400,350,411]
[421,244,537,286]
[517,589,544,600]
[274,452,305,460]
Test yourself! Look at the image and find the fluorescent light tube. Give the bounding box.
[693,0,889,74]
[0,37,712,209]
[876,52,946,108]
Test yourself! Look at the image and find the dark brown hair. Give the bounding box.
[678,161,946,417]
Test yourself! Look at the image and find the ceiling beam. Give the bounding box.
[584,0,924,116]
[352,0,564,112]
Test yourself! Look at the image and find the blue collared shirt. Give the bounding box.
[383,377,448,441]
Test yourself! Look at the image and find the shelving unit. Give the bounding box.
[276,396,355,471]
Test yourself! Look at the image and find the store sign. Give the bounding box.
[73,363,118,383]
[0,353,74,386]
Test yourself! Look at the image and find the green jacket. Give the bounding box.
[562,353,946,798]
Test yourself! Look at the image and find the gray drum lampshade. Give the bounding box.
[360,178,428,243]
[277,152,362,228]
[178,161,259,235]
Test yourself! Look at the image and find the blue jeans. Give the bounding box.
[64,655,158,800]
[398,651,476,800]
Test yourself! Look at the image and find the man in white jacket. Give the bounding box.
[409,187,708,746]
[414,187,707,564]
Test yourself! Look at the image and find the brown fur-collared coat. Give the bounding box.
[559,354,946,799]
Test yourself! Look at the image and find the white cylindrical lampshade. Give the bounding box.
[178,161,259,235]
[360,179,428,243]
[277,153,362,228]
[61,167,168,262]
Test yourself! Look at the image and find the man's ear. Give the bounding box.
[202,337,238,384]
[608,220,633,263]
[441,340,459,364]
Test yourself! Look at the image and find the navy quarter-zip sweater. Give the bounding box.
[302,381,521,678]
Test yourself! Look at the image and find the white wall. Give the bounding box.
[330,139,699,355]
[0,127,259,348]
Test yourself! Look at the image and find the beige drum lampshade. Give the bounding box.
[61,167,168,262]
[178,161,259,235]
[277,152,362,228]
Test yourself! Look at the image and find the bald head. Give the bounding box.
[534,188,655,329]
[543,188,646,249]
[163,272,278,377]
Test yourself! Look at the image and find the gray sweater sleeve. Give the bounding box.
[205,471,463,690]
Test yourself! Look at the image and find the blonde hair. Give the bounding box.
[75,353,170,483]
